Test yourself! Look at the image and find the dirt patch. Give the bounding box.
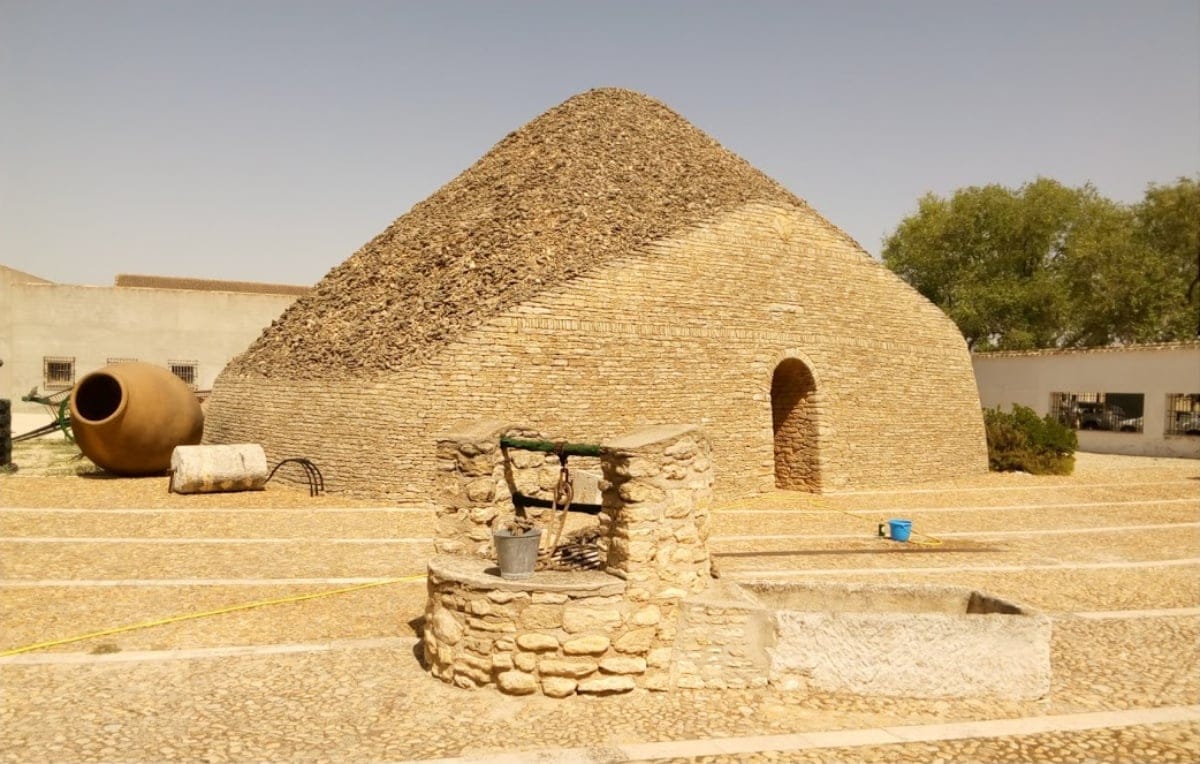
[2,439,98,478]
[0,439,394,509]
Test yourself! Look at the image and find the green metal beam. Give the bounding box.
[498,436,604,457]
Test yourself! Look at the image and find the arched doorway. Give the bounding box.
[771,358,820,491]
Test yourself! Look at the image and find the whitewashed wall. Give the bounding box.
[973,344,1200,459]
[0,267,297,433]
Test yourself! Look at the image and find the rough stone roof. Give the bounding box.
[227,88,810,378]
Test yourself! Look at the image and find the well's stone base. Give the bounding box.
[423,568,1051,700]
[421,422,1046,700]
[423,556,674,696]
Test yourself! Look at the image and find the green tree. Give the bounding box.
[1055,195,1147,346]
[1133,177,1200,339]
[883,177,1200,349]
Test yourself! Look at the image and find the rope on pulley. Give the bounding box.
[540,442,574,565]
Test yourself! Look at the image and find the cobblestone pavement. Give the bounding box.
[1,452,1198,763]
[642,722,1200,763]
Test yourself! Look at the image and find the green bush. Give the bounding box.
[983,404,1077,475]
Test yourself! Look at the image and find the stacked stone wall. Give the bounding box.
[432,421,561,558]
[599,425,713,600]
[205,202,987,501]
[423,557,676,695]
[672,599,772,690]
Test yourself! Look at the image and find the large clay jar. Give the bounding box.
[69,362,204,476]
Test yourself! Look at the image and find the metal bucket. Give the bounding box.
[493,527,543,580]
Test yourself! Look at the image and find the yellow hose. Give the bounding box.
[0,574,427,658]
[6,494,939,658]
[715,494,943,546]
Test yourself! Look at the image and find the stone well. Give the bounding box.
[424,421,713,695]
[421,420,1051,699]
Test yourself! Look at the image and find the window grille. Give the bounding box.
[43,357,75,389]
[1050,392,1143,433]
[168,361,198,389]
[1165,394,1200,436]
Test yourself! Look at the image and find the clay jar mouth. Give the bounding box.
[73,372,127,425]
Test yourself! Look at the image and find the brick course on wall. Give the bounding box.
[204,202,986,501]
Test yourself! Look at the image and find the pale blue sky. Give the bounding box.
[2,0,1198,287]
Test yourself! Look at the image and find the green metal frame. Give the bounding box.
[19,388,74,443]
[498,436,603,457]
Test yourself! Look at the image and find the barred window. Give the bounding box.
[168,361,198,389]
[1165,394,1200,436]
[43,357,75,389]
[1050,392,1144,433]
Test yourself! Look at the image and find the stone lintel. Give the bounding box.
[681,580,763,608]
[603,424,700,452]
[433,419,517,445]
[428,556,626,597]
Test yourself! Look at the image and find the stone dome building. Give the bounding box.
[204,88,986,501]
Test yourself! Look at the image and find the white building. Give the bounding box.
[972,342,1200,459]
[1,266,303,436]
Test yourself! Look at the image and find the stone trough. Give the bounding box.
[674,580,1051,699]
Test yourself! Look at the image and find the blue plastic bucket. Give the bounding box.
[888,519,912,543]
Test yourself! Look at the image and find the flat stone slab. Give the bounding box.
[740,580,1030,615]
[427,555,626,596]
[604,424,699,451]
[433,419,513,445]
[736,580,1052,700]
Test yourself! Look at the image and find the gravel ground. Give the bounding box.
[0,507,425,540]
[2,451,1198,763]
[710,501,1198,536]
[1049,617,1200,711]
[0,583,428,652]
[642,723,1200,763]
[1,538,427,581]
